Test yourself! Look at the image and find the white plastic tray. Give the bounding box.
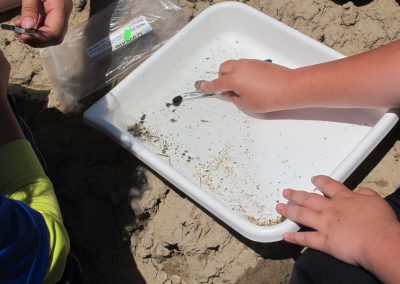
[83,2,398,242]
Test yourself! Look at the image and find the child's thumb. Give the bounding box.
[200,79,229,93]
[20,0,39,28]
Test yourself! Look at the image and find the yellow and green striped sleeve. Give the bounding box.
[0,139,70,283]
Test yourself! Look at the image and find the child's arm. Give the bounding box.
[277,176,400,284]
[0,57,24,146]
[0,51,70,283]
[0,140,71,284]
[201,40,400,112]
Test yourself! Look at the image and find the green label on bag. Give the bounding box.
[124,28,132,42]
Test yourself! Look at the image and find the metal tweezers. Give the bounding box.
[172,90,223,106]
[178,90,223,100]
[1,24,40,34]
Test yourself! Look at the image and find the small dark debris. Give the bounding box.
[207,245,220,252]
[172,95,183,106]
[138,212,150,220]
[127,122,151,139]
[75,0,87,12]
[164,243,180,251]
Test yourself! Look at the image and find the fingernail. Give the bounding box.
[194,80,208,91]
[282,232,291,241]
[311,176,317,183]
[199,81,208,91]
[21,17,34,28]
[282,189,289,197]
[276,203,283,213]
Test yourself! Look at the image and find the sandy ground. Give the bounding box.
[2,0,400,283]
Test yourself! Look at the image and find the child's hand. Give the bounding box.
[200,59,297,113]
[276,175,400,268]
[16,0,73,47]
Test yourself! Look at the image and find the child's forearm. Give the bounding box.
[291,40,400,109]
[0,0,20,12]
[0,97,24,146]
[360,224,400,284]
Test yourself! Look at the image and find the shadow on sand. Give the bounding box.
[12,83,147,283]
